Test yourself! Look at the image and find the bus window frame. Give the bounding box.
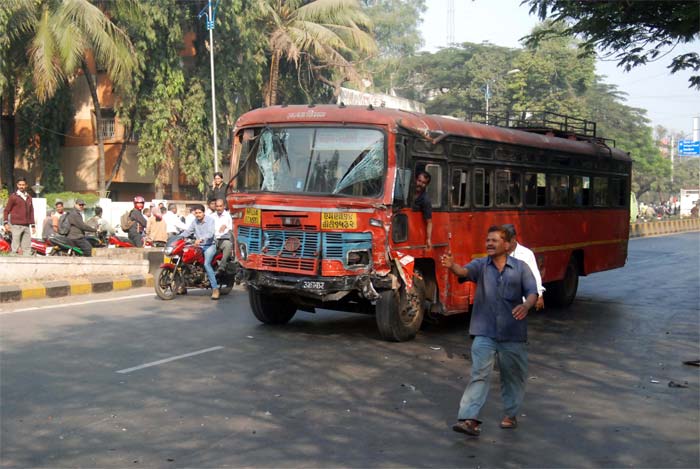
[495,169,523,208]
[473,167,493,208]
[450,166,470,209]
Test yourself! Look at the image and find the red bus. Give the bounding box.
[227,105,631,341]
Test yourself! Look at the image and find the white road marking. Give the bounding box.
[116,346,224,374]
[2,293,155,315]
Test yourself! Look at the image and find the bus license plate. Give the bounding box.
[321,212,357,230]
[302,281,325,290]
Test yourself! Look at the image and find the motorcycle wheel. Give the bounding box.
[155,266,178,300]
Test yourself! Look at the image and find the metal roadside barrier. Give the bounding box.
[630,218,700,238]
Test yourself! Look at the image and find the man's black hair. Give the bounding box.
[94,206,103,216]
[416,171,431,184]
[214,171,224,179]
[192,203,205,212]
[16,176,27,184]
[488,224,513,242]
[502,223,517,238]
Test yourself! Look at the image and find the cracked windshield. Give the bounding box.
[236,128,385,197]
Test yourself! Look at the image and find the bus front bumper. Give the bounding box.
[244,269,394,301]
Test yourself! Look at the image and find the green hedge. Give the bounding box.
[45,192,100,208]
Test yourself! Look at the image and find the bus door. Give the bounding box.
[444,164,471,313]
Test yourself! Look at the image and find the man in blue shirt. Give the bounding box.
[176,204,220,299]
[441,225,538,437]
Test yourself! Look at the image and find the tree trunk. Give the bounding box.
[106,107,137,190]
[0,94,16,190]
[82,62,106,195]
[267,50,281,107]
[171,148,180,198]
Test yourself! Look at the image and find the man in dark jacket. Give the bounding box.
[128,195,149,247]
[2,177,35,255]
[67,199,97,256]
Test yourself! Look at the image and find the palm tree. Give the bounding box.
[7,0,136,194]
[258,0,377,106]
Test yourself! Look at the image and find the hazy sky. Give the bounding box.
[419,0,700,136]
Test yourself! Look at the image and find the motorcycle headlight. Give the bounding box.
[238,243,248,260]
[164,246,174,256]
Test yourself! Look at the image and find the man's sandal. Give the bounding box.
[499,416,518,429]
[452,419,481,436]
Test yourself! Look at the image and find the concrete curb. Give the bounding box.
[0,274,154,303]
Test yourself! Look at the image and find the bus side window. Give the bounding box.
[451,168,469,208]
[548,174,569,206]
[424,163,442,208]
[593,176,608,206]
[571,175,590,206]
[496,170,522,207]
[474,168,492,207]
[610,178,626,206]
[525,172,546,207]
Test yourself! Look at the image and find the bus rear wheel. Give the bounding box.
[248,287,297,324]
[546,257,579,307]
[376,277,426,342]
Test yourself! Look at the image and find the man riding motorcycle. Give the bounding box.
[174,204,220,299]
[211,199,233,274]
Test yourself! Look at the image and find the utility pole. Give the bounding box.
[670,134,674,185]
[199,0,220,174]
[446,0,455,45]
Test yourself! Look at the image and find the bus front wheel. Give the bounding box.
[248,287,297,324]
[376,278,425,342]
[546,257,579,307]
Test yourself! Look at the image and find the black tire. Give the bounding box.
[155,266,177,300]
[545,257,579,307]
[248,287,297,324]
[375,276,426,342]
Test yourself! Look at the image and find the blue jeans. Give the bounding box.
[457,336,528,421]
[203,243,218,289]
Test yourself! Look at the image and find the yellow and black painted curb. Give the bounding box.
[630,218,700,238]
[0,274,154,303]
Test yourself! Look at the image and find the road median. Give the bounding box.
[0,274,154,303]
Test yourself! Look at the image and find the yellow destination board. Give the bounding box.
[243,207,261,225]
[322,212,357,230]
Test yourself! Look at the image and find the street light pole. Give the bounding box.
[199,0,220,174]
[483,68,521,124]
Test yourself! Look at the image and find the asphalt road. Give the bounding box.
[1,233,699,468]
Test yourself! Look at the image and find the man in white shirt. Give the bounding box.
[163,204,187,241]
[504,224,545,310]
[212,199,233,273]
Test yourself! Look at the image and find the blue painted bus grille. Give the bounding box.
[263,229,320,273]
[237,227,371,273]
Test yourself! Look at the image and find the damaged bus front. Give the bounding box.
[228,108,422,341]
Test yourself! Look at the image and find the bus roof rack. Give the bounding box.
[463,109,615,146]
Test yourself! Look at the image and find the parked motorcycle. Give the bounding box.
[31,238,54,256]
[47,234,86,256]
[0,227,11,253]
[154,238,237,300]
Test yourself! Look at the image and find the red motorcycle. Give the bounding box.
[31,238,54,255]
[0,227,10,253]
[154,238,237,300]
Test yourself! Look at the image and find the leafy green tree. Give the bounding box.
[3,0,137,195]
[524,0,700,89]
[257,0,377,106]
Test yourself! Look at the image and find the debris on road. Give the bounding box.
[429,346,441,350]
[668,380,689,388]
[682,360,700,367]
[401,383,417,392]
[650,379,660,384]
